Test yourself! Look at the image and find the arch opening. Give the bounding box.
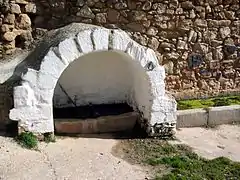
[9,26,177,137]
[53,50,151,134]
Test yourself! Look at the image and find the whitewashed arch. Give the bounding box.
[9,28,177,136]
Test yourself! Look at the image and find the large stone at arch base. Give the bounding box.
[7,23,177,138]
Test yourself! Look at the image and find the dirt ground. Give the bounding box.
[175,124,240,162]
[0,135,150,180]
[0,124,240,180]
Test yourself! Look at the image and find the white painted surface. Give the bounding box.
[9,27,177,134]
[53,51,133,107]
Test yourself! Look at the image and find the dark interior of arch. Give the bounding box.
[53,103,134,119]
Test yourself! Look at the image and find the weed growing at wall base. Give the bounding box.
[43,133,56,143]
[16,132,38,149]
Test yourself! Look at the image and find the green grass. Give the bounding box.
[16,132,38,149]
[15,132,56,149]
[177,95,240,110]
[118,139,240,180]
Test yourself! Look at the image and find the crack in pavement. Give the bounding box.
[40,147,58,180]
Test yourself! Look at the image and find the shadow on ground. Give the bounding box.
[55,122,149,140]
[0,120,149,140]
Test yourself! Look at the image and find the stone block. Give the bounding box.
[25,3,37,13]
[54,112,138,134]
[92,28,109,50]
[151,110,176,125]
[55,120,84,134]
[151,95,177,113]
[9,105,52,122]
[77,30,93,53]
[177,109,208,128]
[22,68,38,87]
[40,49,67,78]
[13,85,35,107]
[126,41,146,63]
[145,48,160,66]
[147,67,166,84]
[150,111,167,124]
[20,119,54,133]
[112,30,131,51]
[208,105,240,126]
[37,72,57,90]
[151,83,165,97]
[34,89,54,104]
[58,37,82,64]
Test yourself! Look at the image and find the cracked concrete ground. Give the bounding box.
[0,136,149,180]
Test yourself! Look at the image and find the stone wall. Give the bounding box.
[0,84,13,129]
[1,0,240,99]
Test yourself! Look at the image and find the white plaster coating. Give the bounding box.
[77,30,93,53]
[147,67,166,84]
[53,51,132,107]
[92,28,109,50]
[9,27,177,134]
[13,85,35,108]
[40,49,67,78]
[131,61,152,119]
[37,72,58,90]
[35,89,54,104]
[18,118,54,133]
[151,96,176,112]
[112,30,131,51]
[10,105,52,121]
[151,83,166,97]
[126,41,145,63]
[58,38,82,64]
[150,96,177,125]
[145,48,159,65]
[22,68,38,88]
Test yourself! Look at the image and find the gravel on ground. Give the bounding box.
[175,124,240,161]
[1,124,240,180]
[0,135,149,180]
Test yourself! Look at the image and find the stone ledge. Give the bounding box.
[54,112,138,134]
[177,109,208,128]
[208,105,240,126]
[177,105,240,128]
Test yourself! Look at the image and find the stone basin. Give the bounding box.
[54,112,138,134]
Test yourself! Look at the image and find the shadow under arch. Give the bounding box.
[52,50,151,135]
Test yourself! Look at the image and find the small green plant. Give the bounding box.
[177,95,240,110]
[213,98,231,106]
[43,133,56,143]
[117,139,240,179]
[16,132,38,149]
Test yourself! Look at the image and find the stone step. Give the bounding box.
[54,112,138,134]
